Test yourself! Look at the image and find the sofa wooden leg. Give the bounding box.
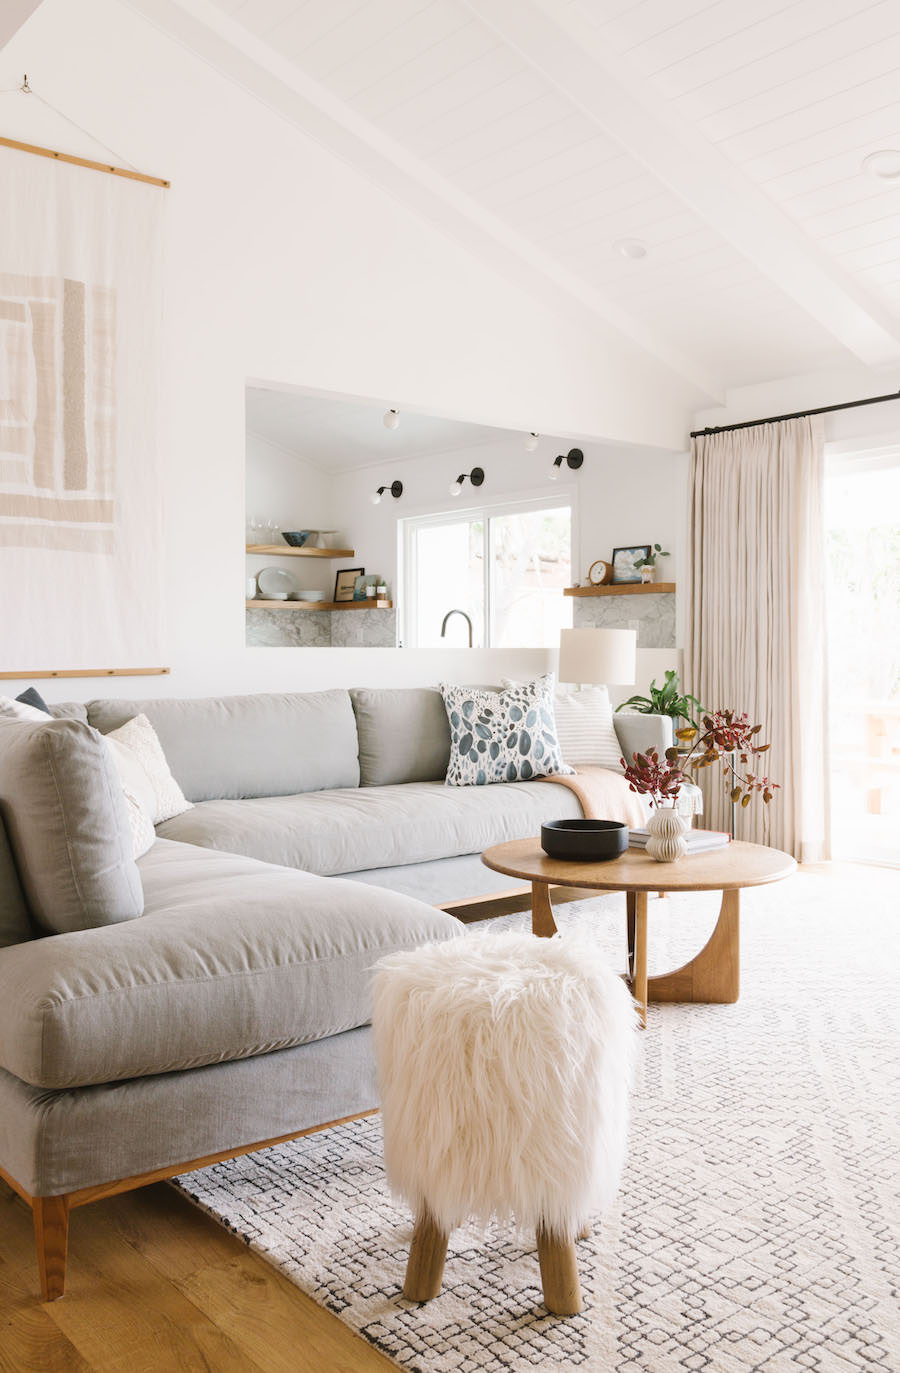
[33,1195,70,1301]
[403,1209,448,1302]
[537,1224,583,1315]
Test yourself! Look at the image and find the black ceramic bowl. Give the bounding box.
[540,819,628,862]
[281,530,312,547]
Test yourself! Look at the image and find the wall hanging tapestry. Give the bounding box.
[0,143,165,669]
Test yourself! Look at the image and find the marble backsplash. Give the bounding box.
[572,590,675,648]
[246,607,397,648]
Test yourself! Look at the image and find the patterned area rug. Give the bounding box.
[175,864,900,1372]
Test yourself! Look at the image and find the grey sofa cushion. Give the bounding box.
[613,712,674,764]
[0,816,33,948]
[49,701,90,721]
[350,687,451,786]
[157,778,586,875]
[0,718,143,934]
[0,839,460,1089]
[87,690,360,801]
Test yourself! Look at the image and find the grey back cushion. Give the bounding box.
[0,815,33,948]
[49,700,90,721]
[86,690,361,801]
[0,718,143,934]
[350,688,451,786]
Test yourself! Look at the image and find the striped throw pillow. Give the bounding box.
[553,686,623,770]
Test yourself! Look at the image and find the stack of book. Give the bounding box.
[629,827,730,853]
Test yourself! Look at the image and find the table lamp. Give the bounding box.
[558,627,637,688]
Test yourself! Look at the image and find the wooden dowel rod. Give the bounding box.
[0,667,170,680]
[0,135,170,188]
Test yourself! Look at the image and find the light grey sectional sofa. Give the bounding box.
[0,686,667,1301]
[87,686,667,904]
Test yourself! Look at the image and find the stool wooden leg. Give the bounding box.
[536,1225,583,1315]
[403,1209,449,1302]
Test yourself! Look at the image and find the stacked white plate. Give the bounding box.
[292,589,326,602]
[257,567,294,599]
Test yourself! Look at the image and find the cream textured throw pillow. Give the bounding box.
[0,695,49,722]
[103,736,157,859]
[105,714,193,824]
[501,680,623,770]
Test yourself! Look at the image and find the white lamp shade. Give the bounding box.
[558,628,636,686]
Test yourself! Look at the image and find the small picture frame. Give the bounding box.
[334,567,364,602]
[611,545,651,584]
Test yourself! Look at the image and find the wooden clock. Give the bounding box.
[587,559,613,585]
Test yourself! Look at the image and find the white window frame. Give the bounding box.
[400,489,576,650]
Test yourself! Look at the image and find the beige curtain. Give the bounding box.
[686,416,829,861]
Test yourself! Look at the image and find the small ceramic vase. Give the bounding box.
[646,803,687,862]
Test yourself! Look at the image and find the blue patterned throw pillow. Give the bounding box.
[439,675,574,786]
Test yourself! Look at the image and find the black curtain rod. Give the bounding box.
[690,387,900,438]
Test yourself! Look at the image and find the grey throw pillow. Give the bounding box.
[439,674,574,787]
[0,717,144,934]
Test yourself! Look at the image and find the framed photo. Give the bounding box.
[611,545,651,584]
[333,567,364,602]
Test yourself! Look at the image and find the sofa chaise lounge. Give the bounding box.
[0,686,668,1300]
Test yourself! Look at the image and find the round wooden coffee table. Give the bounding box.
[482,839,796,1024]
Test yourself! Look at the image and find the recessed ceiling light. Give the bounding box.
[862,150,900,181]
[613,238,648,260]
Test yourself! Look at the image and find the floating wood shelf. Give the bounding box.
[246,599,393,611]
[564,582,676,597]
[245,544,356,558]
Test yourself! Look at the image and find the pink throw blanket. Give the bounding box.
[539,766,646,826]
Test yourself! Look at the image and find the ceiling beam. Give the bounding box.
[125,0,723,403]
[467,0,900,371]
[0,1,43,50]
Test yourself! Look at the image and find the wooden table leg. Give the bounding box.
[531,881,559,938]
[629,891,648,1027]
[647,888,740,1005]
[626,891,636,979]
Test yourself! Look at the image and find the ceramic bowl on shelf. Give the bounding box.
[257,567,295,599]
[540,819,628,862]
[282,530,313,547]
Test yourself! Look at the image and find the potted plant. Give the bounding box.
[621,710,779,861]
[638,543,670,582]
[616,669,705,735]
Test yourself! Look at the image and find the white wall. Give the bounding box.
[245,432,335,597]
[332,432,687,607]
[0,0,698,702]
[693,365,900,437]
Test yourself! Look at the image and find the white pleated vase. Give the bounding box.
[646,803,688,863]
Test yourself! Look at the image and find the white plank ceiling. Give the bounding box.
[195,0,900,394]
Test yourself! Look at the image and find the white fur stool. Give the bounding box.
[372,930,638,1315]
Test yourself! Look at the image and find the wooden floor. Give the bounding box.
[0,1179,396,1372]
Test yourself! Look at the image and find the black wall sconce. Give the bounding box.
[370,480,403,505]
[548,448,584,482]
[449,466,485,497]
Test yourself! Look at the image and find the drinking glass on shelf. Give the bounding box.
[246,516,262,545]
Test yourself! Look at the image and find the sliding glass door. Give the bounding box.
[825,448,900,865]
